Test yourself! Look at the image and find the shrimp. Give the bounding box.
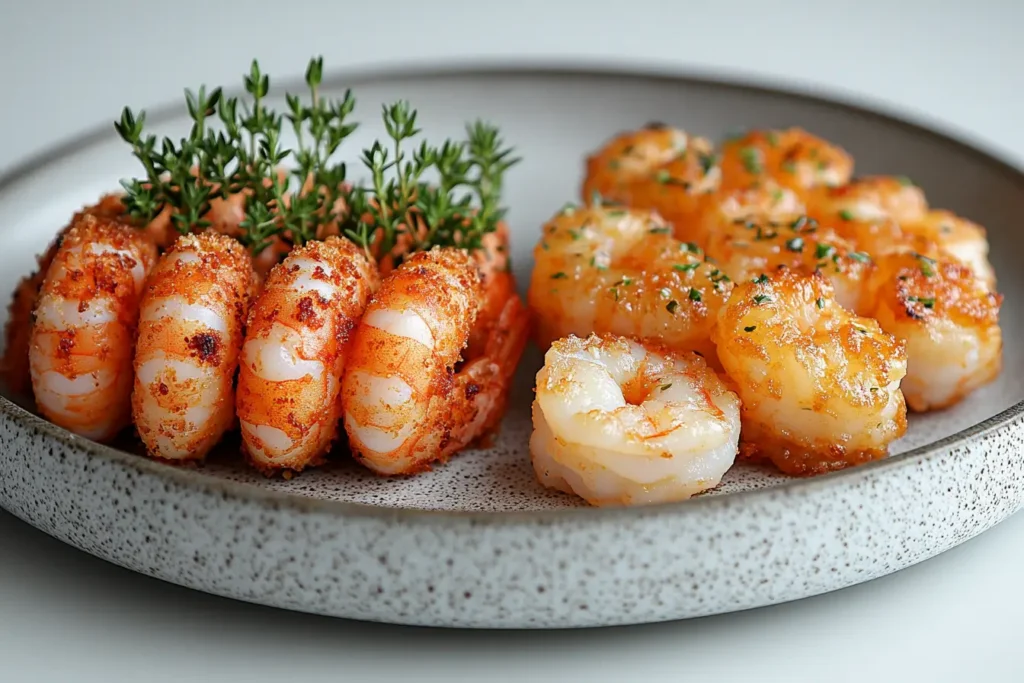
[712,269,908,476]
[718,128,853,196]
[3,195,164,397]
[528,202,734,360]
[235,237,379,475]
[902,210,995,288]
[27,213,156,441]
[132,232,254,462]
[530,333,741,507]
[805,175,928,226]
[702,215,874,313]
[862,249,1002,412]
[341,247,518,475]
[581,123,721,239]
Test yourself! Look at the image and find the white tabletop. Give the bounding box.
[2,1,1022,680]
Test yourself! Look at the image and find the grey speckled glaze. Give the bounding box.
[1,64,1023,628]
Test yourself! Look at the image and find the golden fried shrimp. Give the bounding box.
[703,215,874,313]
[530,334,741,506]
[527,203,733,361]
[902,210,995,287]
[235,237,380,474]
[863,249,1002,412]
[806,175,928,226]
[581,123,721,238]
[341,247,511,475]
[3,195,165,397]
[27,214,156,441]
[712,269,908,476]
[718,128,853,195]
[132,232,254,462]
[464,224,531,439]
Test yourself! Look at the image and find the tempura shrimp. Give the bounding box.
[718,128,853,195]
[862,249,1002,412]
[712,269,908,476]
[235,237,380,474]
[702,215,874,313]
[132,232,254,462]
[341,247,519,475]
[27,213,156,441]
[530,333,741,506]
[528,202,733,360]
[581,123,721,237]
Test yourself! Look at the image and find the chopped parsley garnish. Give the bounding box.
[744,325,757,332]
[739,146,763,174]
[907,295,936,309]
[816,297,825,309]
[753,273,769,284]
[666,299,679,314]
[838,209,855,221]
[785,237,805,252]
[673,262,700,273]
[551,272,568,279]
[688,288,702,302]
[753,294,772,305]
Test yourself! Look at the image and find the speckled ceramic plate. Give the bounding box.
[1,64,1022,629]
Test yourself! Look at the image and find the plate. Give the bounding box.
[1,64,1022,629]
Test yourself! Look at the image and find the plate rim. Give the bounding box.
[2,59,1021,523]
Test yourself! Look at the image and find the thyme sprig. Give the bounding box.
[114,57,519,262]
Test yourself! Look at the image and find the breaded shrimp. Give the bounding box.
[236,237,379,474]
[3,195,163,397]
[341,247,517,475]
[718,128,853,195]
[528,203,733,360]
[581,123,721,238]
[863,249,1002,412]
[712,269,908,476]
[530,333,741,506]
[27,213,156,441]
[132,232,254,462]
[703,215,874,313]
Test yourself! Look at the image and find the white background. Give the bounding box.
[1,1,1022,680]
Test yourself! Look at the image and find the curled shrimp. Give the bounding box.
[863,249,1002,412]
[341,247,521,475]
[902,210,995,288]
[132,232,254,462]
[718,128,853,196]
[702,215,874,313]
[4,196,165,397]
[27,213,156,441]
[530,333,741,506]
[236,237,380,475]
[806,175,928,226]
[528,202,733,360]
[581,123,721,237]
[712,269,908,476]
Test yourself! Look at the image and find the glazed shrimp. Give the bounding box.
[581,123,721,239]
[341,247,512,475]
[236,237,379,474]
[702,215,874,313]
[530,333,741,506]
[718,128,853,196]
[862,249,1002,412]
[712,269,908,476]
[27,213,156,441]
[528,203,733,360]
[902,210,995,287]
[805,175,928,226]
[132,232,254,462]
